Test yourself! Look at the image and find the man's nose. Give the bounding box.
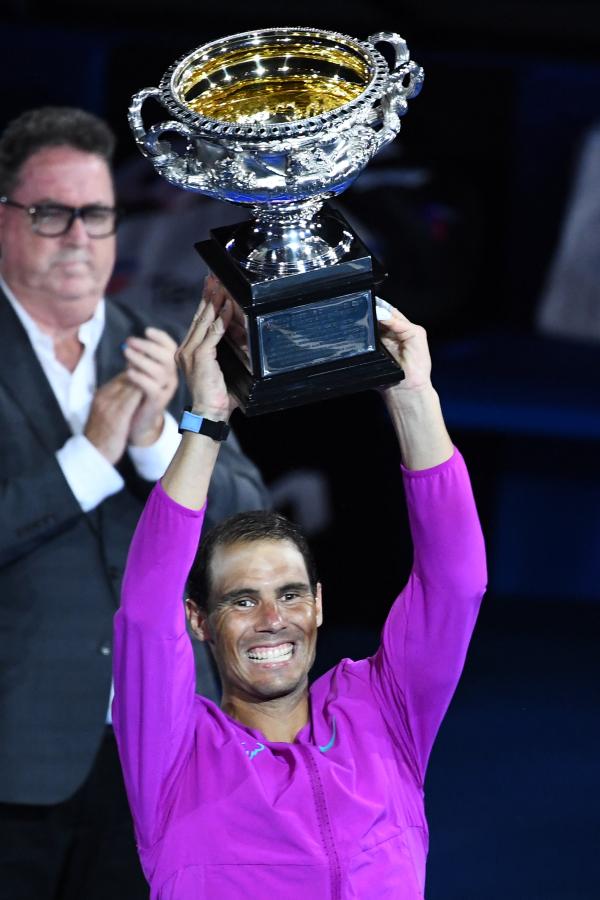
[63,214,90,244]
[254,598,285,632]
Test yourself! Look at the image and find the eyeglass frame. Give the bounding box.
[0,196,122,238]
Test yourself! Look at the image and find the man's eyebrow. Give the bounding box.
[27,198,70,206]
[278,582,312,594]
[217,582,312,603]
[219,587,261,603]
[29,198,111,207]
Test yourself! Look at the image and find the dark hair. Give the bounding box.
[0,106,116,196]
[187,510,319,610]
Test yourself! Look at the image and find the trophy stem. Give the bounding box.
[227,199,354,278]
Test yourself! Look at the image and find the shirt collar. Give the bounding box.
[0,272,105,354]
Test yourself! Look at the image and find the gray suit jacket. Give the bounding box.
[0,291,268,804]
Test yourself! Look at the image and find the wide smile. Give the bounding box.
[246,642,295,666]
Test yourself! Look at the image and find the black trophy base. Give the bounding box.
[197,203,405,416]
[217,339,404,416]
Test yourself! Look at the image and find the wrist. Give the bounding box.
[179,408,230,442]
[129,415,164,448]
[189,402,230,423]
[383,380,437,408]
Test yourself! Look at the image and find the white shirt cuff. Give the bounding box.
[127,411,181,482]
[56,434,125,512]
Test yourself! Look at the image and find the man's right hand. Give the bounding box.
[84,373,142,465]
[175,274,237,421]
[161,276,236,510]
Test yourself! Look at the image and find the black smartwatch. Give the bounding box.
[178,408,230,442]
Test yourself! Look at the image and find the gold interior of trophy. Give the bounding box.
[177,39,371,124]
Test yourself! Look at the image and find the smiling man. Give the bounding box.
[186,507,324,742]
[113,279,488,898]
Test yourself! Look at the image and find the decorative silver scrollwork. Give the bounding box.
[128,27,423,274]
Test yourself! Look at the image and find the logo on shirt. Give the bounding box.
[240,716,336,762]
[242,740,266,762]
[318,717,337,753]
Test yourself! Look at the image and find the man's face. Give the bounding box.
[190,539,323,704]
[0,146,116,315]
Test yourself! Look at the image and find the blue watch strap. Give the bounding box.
[178,409,230,441]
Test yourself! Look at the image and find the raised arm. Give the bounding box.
[112,277,239,849]
[372,306,487,779]
[377,304,453,470]
[161,275,238,506]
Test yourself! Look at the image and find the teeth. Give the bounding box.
[247,643,294,662]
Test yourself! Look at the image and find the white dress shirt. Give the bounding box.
[1,275,182,724]
[1,274,181,511]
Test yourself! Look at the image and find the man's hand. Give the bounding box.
[160,275,237,509]
[84,373,143,465]
[175,274,237,421]
[376,299,432,394]
[376,300,453,470]
[122,327,179,447]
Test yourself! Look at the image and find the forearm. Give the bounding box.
[114,482,203,844]
[383,382,453,471]
[160,430,222,510]
[375,449,487,776]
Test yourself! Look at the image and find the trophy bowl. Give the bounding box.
[129,27,424,414]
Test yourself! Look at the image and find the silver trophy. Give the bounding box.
[129,26,423,414]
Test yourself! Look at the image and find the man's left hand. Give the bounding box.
[376,299,453,469]
[123,327,179,447]
[376,300,432,394]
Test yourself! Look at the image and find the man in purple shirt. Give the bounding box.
[113,277,487,898]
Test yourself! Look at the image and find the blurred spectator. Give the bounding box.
[109,155,248,328]
[537,123,600,342]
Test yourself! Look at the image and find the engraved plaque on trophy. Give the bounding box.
[129,27,423,414]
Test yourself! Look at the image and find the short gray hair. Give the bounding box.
[0,106,116,196]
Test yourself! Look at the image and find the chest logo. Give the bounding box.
[242,740,266,761]
[318,717,337,753]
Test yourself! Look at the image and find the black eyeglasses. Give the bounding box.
[0,197,121,238]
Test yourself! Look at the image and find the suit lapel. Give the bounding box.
[0,290,72,452]
[96,298,145,387]
[0,291,148,454]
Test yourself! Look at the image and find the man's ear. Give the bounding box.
[315,583,323,628]
[185,598,212,642]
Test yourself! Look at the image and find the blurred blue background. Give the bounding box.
[2,2,599,896]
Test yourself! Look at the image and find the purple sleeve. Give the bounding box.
[372,448,487,781]
[112,481,205,849]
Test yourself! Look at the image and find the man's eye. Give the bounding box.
[36,206,65,221]
[235,598,255,608]
[282,592,301,602]
[84,206,112,223]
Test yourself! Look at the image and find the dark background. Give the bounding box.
[2,2,599,897]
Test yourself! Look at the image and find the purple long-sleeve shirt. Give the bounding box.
[113,448,487,899]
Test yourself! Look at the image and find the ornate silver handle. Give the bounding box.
[128,87,196,172]
[367,32,424,151]
[368,32,410,69]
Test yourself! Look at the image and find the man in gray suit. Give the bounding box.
[0,107,269,899]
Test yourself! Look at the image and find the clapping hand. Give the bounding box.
[122,327,179,446]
